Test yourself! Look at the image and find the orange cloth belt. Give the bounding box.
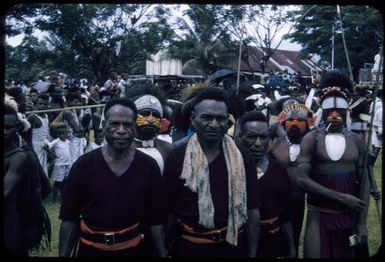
[260,216,278,225]
[179,222,243,244]
[180,222,227,244]
[79,220,142,251]
[260,216,280,235]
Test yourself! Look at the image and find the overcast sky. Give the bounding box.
[5,4,302,51]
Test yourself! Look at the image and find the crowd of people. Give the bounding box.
[3,67,383,258]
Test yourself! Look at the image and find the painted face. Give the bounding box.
[103,105,136,150]
[136,109,161,140]
[240,121,270,161]
[323,108,346,133]
[191,99,229,144]
[284,110,308,143]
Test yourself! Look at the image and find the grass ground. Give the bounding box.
[30,151,382,257]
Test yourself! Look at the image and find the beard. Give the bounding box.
[326,121,344,133]
[137,125,158,140]
[286,126,304,144]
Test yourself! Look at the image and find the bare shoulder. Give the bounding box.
[5,149,27,160]
[301,129,318,144]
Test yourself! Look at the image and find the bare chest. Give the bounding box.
[313,133,360,172]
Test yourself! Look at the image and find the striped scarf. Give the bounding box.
[180,133,247,246]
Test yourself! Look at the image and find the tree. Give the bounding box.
[5,36,54,82]
[167,4,236,78]
[5,4,173,84]
[5,3,40,36]
[246,5,294,72]
[285,5,383,81]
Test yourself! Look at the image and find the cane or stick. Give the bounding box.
[362,52,382,228]
[25,103,105,115]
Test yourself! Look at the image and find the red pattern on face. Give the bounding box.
[285,118,306,133]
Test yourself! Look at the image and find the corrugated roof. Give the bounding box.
[228,46,320,76]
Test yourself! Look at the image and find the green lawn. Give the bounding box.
[30,152,382,257]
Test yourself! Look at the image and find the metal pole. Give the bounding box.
[337,5,354,84]
[236,15,245,95]
[236,41,242,95]
[332,24,334,69]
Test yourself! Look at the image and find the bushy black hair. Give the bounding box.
[30,88,39,94]
[103,97,137,121]
[191,87,229,111]
[319,69,353,94]
[65,91,82,103]
[37,93,50,101]
[238,110,268,133]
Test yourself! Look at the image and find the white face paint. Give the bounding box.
[325,133,346,161]
[321,97,349,110]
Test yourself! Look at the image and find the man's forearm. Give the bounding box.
[59,221,78,257]
[149,224,167,257]
[295,163,344,203]
[281,221,296,257]
[246,208,260,257]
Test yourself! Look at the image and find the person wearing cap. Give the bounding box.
[59,98,167,257]
[294,70,369,258]
[126,84,173,175]
[164,87,261,257]
[267,103,314,257]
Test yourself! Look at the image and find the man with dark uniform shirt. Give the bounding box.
[58,98,167,257]
[164,88,261,257]
[295,70,369,258]
[237,111,295,258]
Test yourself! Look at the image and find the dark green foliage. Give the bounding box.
[5,4,173,84]
[285,5,383,81]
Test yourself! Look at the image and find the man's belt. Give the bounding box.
[260,216,280,235]
[260,216,278,225]
[178,221,243,244]
[79,220,142,251]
